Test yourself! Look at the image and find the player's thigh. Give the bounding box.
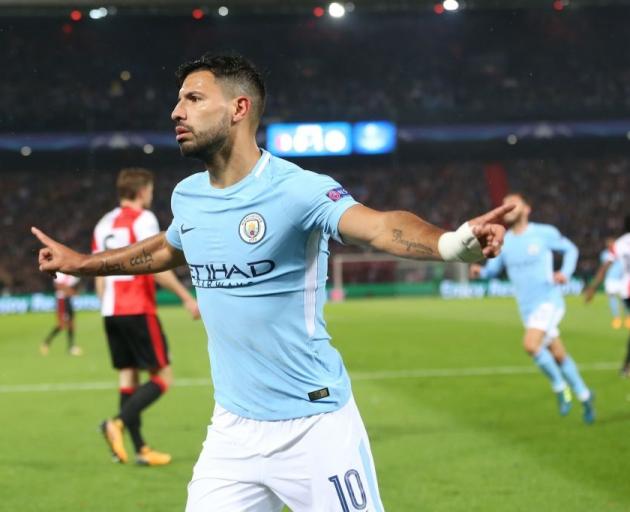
[269,397,385,512]
[186,478,283,512]
[525,303,565,351]
[115,314,170,370]
[103,316,135,369]
[187,423,283,512]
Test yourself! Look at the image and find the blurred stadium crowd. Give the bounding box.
[2,8,630,132]
[2,157,627,294]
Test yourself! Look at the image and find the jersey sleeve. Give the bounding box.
[134,210,160,241]
[165,220,182,250]
[284,171,359,243]
[479,251,504,279]
[543,225,579,278]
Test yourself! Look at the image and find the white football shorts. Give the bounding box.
[525,302,565,345]
[186,395,385,512]
[604,278,623,296]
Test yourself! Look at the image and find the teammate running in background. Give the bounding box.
[40,272,83,356]
[470,193,595,424]
[585,216,630,375]
[598,237,629,329]
[32,54,510,511]
[93,168,200,466]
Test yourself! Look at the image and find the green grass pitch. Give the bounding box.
[1,295,630,511]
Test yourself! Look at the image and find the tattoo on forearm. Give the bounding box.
[99,259,126,274]
[392,229,434,255]
[129,248,154,269]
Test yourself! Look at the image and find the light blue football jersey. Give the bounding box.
[479,222,578,320]
[165,150,358,421]
[600,249,623,281]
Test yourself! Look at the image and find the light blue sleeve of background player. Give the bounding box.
[543,225,578,278]
[479,251,505,279]
[284,170,359,241]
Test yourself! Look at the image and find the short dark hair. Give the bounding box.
[176,53,266,124]
[117,168,153,200]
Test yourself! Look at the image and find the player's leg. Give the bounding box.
[41,298,65,354]
[605,280,622,328]
[523,304,571,415]
[186,405,285,512]
[116,314,172,465]
[266,396,384,512]
[548,338,595,423]
[64,299,82,355]
[621,299,630,376]
[100,316,137,463]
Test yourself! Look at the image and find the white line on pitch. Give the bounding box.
[0,362,619,394]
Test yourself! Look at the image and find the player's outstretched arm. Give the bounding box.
[583,261,612,303]
[31,227,186,276]
[338,204,513,262]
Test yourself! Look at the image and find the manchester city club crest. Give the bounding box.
[239,213,266,244]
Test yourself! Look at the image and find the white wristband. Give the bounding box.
[437,222,484,262]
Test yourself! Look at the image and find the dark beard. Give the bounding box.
[179,115,231,162]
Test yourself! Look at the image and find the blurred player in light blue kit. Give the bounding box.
[599,237,629,329]
[470,193,595,424]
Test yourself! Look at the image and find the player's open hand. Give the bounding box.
[553,272,568,284]
[31,226,86,276]
[184,297,201,320]
[467,203,514,258]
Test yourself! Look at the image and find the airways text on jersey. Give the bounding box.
[188,259,276,288]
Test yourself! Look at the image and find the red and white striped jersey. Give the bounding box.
[607,233,630,299]
[92,206,160,316]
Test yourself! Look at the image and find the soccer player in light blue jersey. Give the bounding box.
[470,193,595,424]
[32,54,512,512]
[598,237,628,329]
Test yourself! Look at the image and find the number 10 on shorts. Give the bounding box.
[328,469,367,511]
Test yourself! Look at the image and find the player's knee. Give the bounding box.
[151,372,171,393]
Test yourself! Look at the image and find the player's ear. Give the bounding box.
[232,96,251,124]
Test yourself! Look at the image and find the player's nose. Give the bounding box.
[171,104,185,122]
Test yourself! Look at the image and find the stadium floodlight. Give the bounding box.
[88,7,108,19]
[20,146,32,157]
[218,6,229,16]
[442,0,459,11]
[328,2,346,18]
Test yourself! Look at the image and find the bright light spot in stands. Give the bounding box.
[313,6,325,17]
[70,10,82,21]
[345,2,355,12]
[507,134,518,145]
[143,144,154,154]
[626,131,630,140]
[433,3,445,14]
[20,146,32,157]
[553,0,566,11]
[120,70,131,81]
[328,2,346,18]
[442,0,459,11]
[218,6,229,16]
[192,8,204,19]
[89,7,108,19]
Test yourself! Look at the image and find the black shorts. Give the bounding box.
[104,314,170,370]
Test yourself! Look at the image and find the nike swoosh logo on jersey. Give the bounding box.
[180,224,196,234]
